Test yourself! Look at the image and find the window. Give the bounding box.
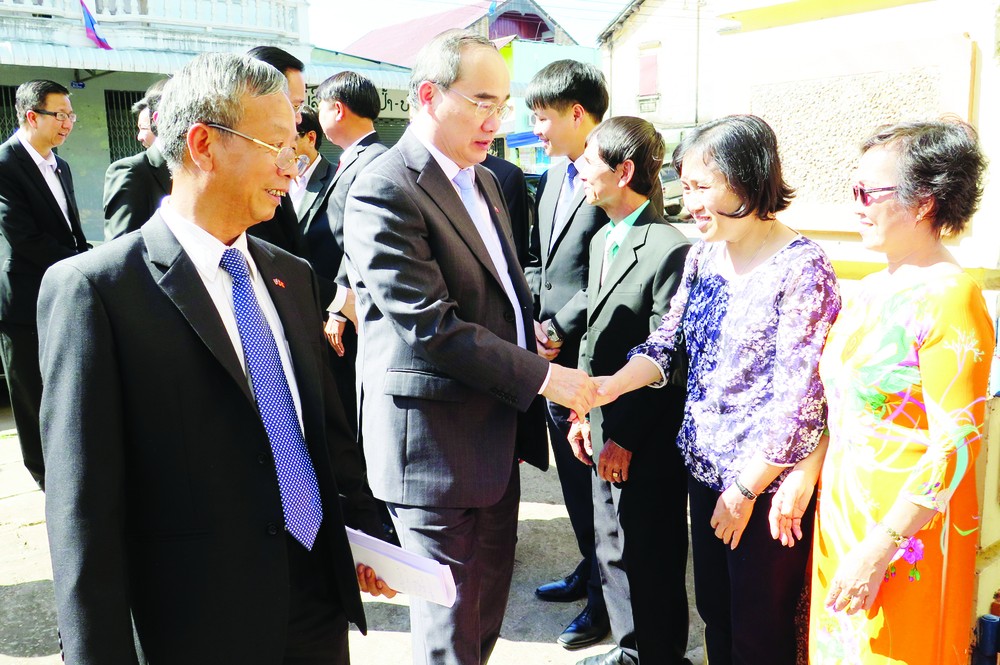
[104,89,145,162]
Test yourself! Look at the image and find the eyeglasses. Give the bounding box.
[32,109,77,123]
[439,85,512,121]
[207,123,309,176]
[852,184,897,206]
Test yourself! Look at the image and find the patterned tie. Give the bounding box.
[219,248,323,549]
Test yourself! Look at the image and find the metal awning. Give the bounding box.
[0,41,414,91]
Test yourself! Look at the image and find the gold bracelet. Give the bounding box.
[876,522,908,548]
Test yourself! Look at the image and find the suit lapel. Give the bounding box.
[586,230,604,315]
[547,187,586,264]
[248,239,322,430]
[591,213,652,316]
[54,157,86,248]
[537,161,565,257]
[8,138,74,239]
[142,215,253,405]
[298,157,333,229]
[403,133,505,290]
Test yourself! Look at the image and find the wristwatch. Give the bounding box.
[546,320,563,344]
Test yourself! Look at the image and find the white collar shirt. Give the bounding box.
[15,128,72,229]
[159,198,305,431]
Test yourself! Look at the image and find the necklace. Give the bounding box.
[729,219,776,274]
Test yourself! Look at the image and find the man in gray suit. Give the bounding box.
[344,29,597,665]
[103,78,171,240]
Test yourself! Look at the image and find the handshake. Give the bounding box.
[533,319,618,419]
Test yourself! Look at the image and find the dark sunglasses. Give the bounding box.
[852,184,897,206]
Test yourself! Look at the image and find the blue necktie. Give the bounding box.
[551,162,578,249]
[219,248,323,549]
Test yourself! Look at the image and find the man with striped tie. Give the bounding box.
[37,52,389,665]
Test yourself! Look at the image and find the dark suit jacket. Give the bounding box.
[102,142,171,240]
[577,202,689,457]
[325,132,386,291]
[483,154,530,268]
[249,196,305,258]
[526,161,665,371]
[343,128,549,508]
[0,134,89,325]
[38,216,366,664]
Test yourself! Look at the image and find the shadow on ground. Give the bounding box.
[0,579,59,657]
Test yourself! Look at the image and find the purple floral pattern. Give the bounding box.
[628,237,841,491]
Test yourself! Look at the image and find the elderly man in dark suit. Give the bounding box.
[103,78,171,240]
[344,29,597,665]
[571,117,691,665]
[38,52,389,665]
[0,79,89,488]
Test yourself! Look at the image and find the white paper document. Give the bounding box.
[346,527,457,608]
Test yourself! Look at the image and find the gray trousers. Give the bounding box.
[388,463,520,665]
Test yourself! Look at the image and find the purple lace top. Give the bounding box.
[628,236,841,492]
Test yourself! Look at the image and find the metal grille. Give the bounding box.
[105,89,145,162]
[0,86,17,141]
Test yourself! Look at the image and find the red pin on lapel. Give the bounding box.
[272,277,286,288]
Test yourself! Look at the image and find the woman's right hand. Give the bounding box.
[768,467,817,547]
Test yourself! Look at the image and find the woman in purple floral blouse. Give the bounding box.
[595,115,841,665]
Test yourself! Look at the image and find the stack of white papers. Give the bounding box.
[346,527,457,608]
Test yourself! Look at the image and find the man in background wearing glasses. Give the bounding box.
[0,79,89,488]
[344,29,598,665]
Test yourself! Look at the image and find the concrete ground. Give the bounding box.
[0,403,704,665]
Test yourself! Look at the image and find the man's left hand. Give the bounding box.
[597,439,632,483]
[357,564,397,598]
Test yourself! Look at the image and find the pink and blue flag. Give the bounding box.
[80,0,112,50]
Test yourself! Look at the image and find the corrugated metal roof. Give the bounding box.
[0,41,413,90]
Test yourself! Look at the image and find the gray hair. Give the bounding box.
[158,52,288,171]
[408,29,496,108]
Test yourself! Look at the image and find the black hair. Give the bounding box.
[296,105,323,150]
[245,46,304,74]
[315,71,380,120]
[524,60,608,123]
[15,80,70,124]
[587,117,664,199]
[861,118,986,235]
[672,114,794,219]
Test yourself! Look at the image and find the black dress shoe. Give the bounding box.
[535,571,587,602]
[557,602,610,650]
[575,647,637,665]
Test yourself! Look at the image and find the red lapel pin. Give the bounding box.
[272,278,286,288]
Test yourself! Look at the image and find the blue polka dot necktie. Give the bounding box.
[219,247,323,549]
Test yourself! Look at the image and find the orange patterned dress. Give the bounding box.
[811,266,994,664]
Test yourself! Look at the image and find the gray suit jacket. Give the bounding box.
[344,129,549,508]
[578,202,689,457]
[38,215,367,663]
[102,143,171,241]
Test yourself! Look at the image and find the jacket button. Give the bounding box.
[266,523,279,536]
[544,282,552,290]
[257,454,268,465]
[504,311,514,322]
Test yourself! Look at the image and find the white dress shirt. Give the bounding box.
[15,128,72,229]
[159,199,305,431]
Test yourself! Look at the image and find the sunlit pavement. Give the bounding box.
[0,408,704,665]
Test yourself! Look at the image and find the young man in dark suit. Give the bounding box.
[38,52,390,665]
[0,79,89,488]
[523,59,614,650]
[344,30,596,665]
[103,78,171,240]
[572,117,691,665]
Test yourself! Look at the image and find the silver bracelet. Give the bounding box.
[734,478,757,501]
